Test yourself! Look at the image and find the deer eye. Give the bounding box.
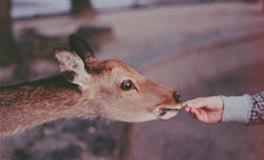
[120,80,133,91]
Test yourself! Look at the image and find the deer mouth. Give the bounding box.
[154,105,181,120]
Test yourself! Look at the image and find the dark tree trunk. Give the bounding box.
[262,0,264,13]
[70,0,94,16]
[0,0,16,66]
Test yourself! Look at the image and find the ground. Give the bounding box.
[0,1,264,160]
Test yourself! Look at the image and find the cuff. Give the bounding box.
[221,95,252,123]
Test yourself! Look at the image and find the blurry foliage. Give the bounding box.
[49,145,81,160]
[91,135,116,156]
[7,118,124,160]
[12,149,31,160]
[10,26,112,64]
[0,25,113,86]
[18,28,65,60]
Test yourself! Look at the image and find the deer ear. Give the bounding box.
[55,51,90,90]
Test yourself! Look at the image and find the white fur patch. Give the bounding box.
[55,51,90,90]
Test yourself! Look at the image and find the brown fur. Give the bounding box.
[0,51,181,136]
[0,76,85,135]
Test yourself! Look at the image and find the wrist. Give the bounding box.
[215,96,224,123]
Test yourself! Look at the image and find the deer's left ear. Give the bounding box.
[55,51,90,90]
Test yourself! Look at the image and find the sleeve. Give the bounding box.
[221,95,252,123]
[248,92,264,124]
[221,92,264,124]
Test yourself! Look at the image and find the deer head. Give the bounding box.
[55,35,181,122]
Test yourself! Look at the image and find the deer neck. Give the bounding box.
[0,75,97,136]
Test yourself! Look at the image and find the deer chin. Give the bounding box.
[153,105,180,120]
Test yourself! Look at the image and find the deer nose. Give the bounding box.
[172,91,181,103]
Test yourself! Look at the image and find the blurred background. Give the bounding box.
[0,0,264,160]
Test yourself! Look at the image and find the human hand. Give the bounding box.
[182,96,224,124]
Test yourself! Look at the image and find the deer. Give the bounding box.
[0,35,181,136]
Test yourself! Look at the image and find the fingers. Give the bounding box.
[182,96,224,111]
[182,96,224,124]
[188,108,209,123]
[194,109,208,123]
[182,97,208,109]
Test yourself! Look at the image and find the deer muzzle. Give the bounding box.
[154,104,181,120]
[153,91,182,120]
